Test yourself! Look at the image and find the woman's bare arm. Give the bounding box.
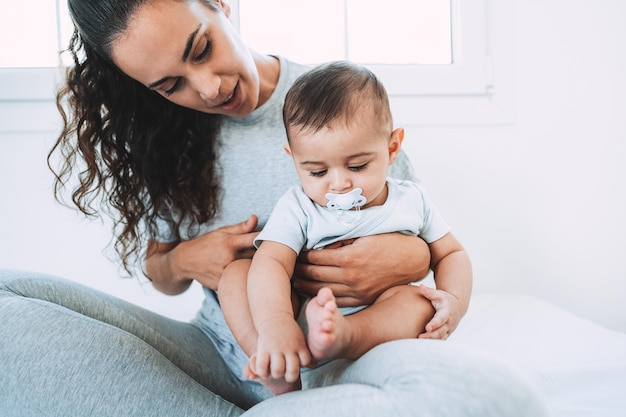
[145,240,193,295]
[145,216,259,295]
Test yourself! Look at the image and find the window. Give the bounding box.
[232,0,514,124]
[233,0,501,98]
[0,0,513,132]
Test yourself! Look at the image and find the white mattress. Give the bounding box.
[449,294,626,417]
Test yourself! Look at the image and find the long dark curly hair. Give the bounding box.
[50,0,222,275]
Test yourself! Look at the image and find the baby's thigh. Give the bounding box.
[219,259,253,294]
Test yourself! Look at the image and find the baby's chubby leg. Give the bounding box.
[220,260,305,395]
[218,259,258,356]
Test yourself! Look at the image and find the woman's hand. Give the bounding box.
[145,215,259,294]
[293,233,431,307]
[417,285,465,340]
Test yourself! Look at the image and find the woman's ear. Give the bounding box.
[388,127,405,164]
[215,0,231,18]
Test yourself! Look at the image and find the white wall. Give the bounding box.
[0,133,206,320]
[402,0,626,331]
[1,0,625,331]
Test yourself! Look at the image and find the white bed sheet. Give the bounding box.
[449,294,626,417]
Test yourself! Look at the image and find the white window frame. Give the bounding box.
[0,0,513,133]
[388,0,515,126]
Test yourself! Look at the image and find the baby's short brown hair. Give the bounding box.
[283,61,393,140]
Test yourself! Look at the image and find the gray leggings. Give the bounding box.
[0,269,550,417]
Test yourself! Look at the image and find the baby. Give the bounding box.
[219,61,472,394]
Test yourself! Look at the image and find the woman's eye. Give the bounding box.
[309,170,327,177]
[193,36,212,63]
[164,78,181,96]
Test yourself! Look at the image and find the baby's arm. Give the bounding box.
[247,241,312,383]
[418,232,473,339]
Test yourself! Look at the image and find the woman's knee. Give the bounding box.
[0,269,60,298]
[347,339,550,417]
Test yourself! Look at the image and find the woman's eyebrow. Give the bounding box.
[147,24,202,90]
[182,24,202,62]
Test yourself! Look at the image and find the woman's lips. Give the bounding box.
[222,90,235,105]
[216,82,240,111]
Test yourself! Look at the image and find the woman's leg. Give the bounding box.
[244,339,550,417]
[0,269,263,417]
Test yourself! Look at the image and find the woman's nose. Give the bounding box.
[192,70,221,102]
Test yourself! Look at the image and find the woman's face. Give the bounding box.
[111,0,263,117]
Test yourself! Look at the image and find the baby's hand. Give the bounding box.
[244,353,305,395]
[248,318,311,383]
[416,286,464,340]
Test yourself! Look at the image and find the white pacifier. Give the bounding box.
[325,188,367,224]
[326,188,367,210]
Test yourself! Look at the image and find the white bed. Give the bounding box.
[449,294,626,417]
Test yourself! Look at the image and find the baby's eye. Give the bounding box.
[309,170,327,177]
[349,163,368,171]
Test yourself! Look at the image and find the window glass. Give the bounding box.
[239,0,345,63]
[58,0,75,57]
[347,0,451,64]
[238,0,451,65]
[1,2,59,67]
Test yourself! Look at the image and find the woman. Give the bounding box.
[0,0,549,415]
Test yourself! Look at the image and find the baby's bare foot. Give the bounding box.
[305,287,351,361]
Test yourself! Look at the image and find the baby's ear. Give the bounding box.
[388,127,405,164]
[283,143,293,157]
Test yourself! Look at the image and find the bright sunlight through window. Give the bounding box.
[239,0,452,65]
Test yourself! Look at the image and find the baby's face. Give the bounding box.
[286,110,402,209]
